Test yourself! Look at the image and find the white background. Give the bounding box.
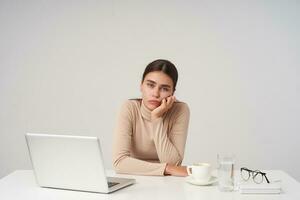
[0,0,299,181]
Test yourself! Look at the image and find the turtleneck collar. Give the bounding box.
[141,100,152,121]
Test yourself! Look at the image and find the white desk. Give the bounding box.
[0,170,299,200]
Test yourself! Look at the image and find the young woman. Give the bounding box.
[112,59,190,176]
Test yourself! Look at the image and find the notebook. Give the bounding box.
[239,180,281,194]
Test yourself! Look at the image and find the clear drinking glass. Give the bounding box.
[217,153,235,192]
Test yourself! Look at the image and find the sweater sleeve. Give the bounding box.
[112,101,167,176]
[151,103,190,165]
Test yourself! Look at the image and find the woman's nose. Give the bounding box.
[152,87,160,98]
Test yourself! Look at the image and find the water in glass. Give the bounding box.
[217,154,235,192]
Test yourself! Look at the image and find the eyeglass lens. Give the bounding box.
[241,168,265,184]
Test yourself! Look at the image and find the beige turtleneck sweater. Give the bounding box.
[112,99,190,176]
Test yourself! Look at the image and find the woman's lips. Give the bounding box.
[148,100,161,106]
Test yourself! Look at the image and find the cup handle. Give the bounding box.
[187,166,192,176]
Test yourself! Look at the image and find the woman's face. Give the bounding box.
[140,71,174,111]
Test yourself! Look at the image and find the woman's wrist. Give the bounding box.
[151,111,164,120]
[164,164,173,175]
[164,164,188,177]
[151,114,163,122]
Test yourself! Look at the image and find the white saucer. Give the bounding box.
[186,176,218,186]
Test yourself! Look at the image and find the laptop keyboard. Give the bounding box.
[108,181,120,188]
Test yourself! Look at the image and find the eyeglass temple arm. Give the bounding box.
[264,174,270,183]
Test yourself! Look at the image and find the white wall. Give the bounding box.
[0,0,299,181]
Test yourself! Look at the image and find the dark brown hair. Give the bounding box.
[142,59,178,91]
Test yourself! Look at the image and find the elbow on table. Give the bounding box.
[113,164,124,174]
[112,157,127,174]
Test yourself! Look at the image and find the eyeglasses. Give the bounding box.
[240,167,270,184]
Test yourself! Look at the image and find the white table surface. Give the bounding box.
[0,170,299,200]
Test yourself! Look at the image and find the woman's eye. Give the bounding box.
[147,83,155,88]
[161,87,170,92]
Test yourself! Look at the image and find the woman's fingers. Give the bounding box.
[151,96,176,120]
[173,96,177,102]
[166,96,175,109]
[162,98,167,107]
[165,96,171,108]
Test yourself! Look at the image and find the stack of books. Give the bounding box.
[238,181,282,194]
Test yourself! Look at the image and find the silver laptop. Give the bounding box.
[25,133,135,193]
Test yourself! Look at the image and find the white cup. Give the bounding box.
[187,163,212,182]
